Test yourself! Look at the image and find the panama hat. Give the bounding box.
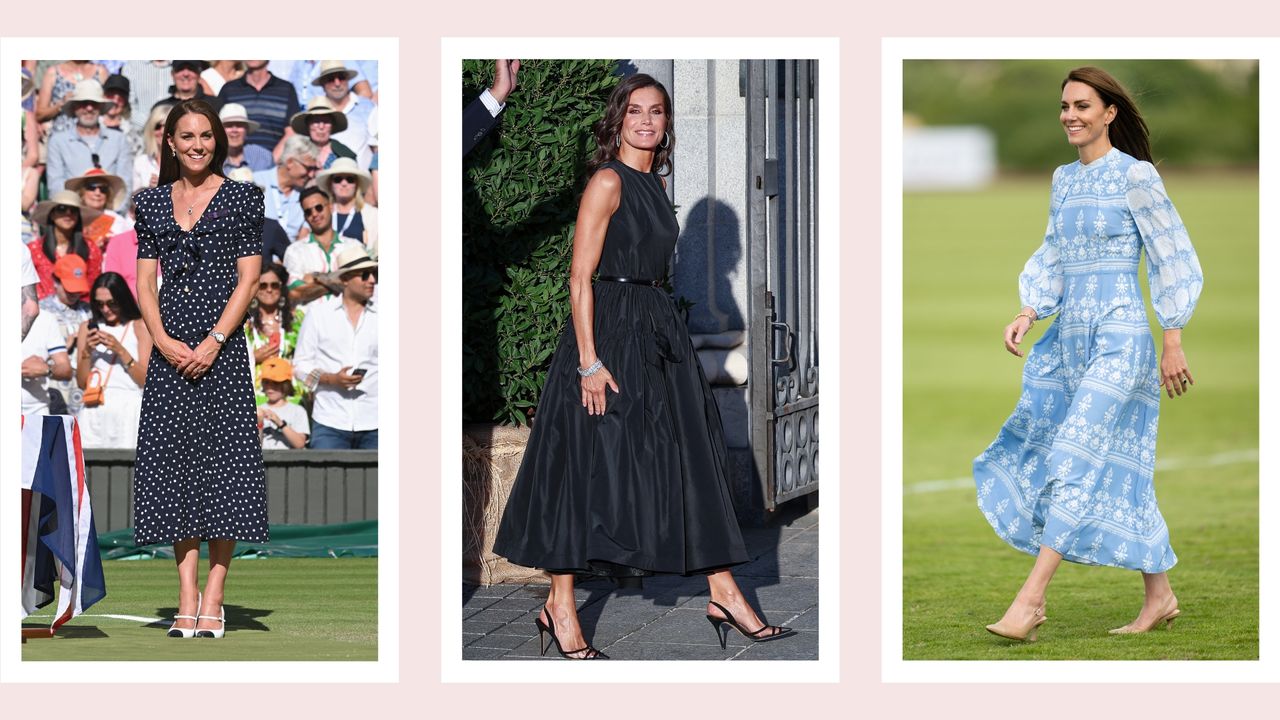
[310,60,358,86]
[316,157,371,195]
[62,79,114,115]
[31,190,101,226]
[289,96,349,135]
[218,102,262,134]
[65,167,127,209]
[333,244,377,276]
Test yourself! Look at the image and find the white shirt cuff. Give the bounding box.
[479,88,504,118]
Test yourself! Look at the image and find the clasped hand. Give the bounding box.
[580,365,619,416]
[166,337,219,380]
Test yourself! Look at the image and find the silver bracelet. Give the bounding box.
[577,359,603,377]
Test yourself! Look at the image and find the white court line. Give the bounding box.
[24,613,164,624]
[905,448,1259,495]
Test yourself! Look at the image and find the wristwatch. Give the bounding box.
[209,330,226,345]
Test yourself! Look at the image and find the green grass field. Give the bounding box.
[22,558,377,661]
[903,173,1259,660]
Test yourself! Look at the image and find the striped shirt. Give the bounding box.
[122,61,173,137]
[218,72,301,151]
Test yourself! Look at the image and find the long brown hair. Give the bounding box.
[158,99,229,185]
[1061,66,1152,163]
[587,73,675,177]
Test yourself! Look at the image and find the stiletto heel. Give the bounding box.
[534,609,607,659]
[168,592,200,639]
[705,600,795,650]
[195,604,225,639]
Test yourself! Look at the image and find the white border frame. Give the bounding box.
[883,37,1271,682]
[1,38,400,683]
[441,37,840,682]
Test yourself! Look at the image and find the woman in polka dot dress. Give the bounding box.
[133,100,267,640]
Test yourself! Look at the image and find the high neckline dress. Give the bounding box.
[494,160,749,577]
[131,179,269,545]
[973,148,1203,572]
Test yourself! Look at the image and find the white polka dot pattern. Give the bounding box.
[132,179,270,545]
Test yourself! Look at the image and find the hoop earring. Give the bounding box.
[614,134,620,148]
[660,132,671,150]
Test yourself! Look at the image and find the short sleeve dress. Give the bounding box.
[131,179,270,545]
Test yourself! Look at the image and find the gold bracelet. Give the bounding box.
[1015,311,1035,326]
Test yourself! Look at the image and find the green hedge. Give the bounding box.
[462,60,620,425]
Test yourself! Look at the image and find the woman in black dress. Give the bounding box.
[494,74,793,659]
[133,100,267,640]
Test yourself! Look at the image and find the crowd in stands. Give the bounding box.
[19,60,381,451]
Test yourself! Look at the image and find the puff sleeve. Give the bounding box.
[1018,166,1065,319]
[236,183,266,259]
[1126,162,1203,329]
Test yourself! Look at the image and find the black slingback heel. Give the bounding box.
[535,609,608,660]
[705,600,796,650]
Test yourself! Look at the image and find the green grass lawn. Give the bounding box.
[22,558,378,661]
[902,173,1259,659]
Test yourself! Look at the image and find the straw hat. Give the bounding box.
[61,79,114,115]
[333,244,377,276]
[31,190,100,226]
[310,61,358,86]
[219,102,262,134]
[21,70,35,102]
[289,96,349,135]
[65,167,127,209]
[316,157,371,195]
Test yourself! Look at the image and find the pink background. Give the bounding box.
[7,0,1279,716]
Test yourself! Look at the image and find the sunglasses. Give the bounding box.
[290,158,320,175]
[321,73,347,85]
[94,298,119,308]
[153,123,164,130]
[258,280,282,290]
[84,183,109,194]
[302,203,328,216]
[343,269,377,282]
[332,175,357,185]
[51,204,77,215]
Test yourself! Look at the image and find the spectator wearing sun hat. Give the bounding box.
[220,102,275,175]
[64,167,131,249]
[27,190,103,300]
[311,61,374,170]
[256,357,310,450]
[288,60,373,107]
[293,244,378,450]
[45,80,132,211]
[290,97,356,171]
[316,156,378,254]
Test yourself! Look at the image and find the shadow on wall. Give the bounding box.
[674,196,744,335]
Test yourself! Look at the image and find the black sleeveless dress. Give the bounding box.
[493,160,749,577]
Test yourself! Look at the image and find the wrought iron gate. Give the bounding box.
[745,59,819,511]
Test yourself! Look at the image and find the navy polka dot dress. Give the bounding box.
[132,179,269,545]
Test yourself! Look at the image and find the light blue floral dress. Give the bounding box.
[974,147,1203,573]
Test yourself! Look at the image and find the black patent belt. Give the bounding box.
[597,275,663,287]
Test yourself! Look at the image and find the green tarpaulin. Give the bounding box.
[98,522,378,560]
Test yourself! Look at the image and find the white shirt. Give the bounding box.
[282,234,361,309]
[253,168,305,239]
[331,94,373,171]
[260,401,310,449]
[21,312,68,416]
[21,240,38,286]
[292,294,378,432]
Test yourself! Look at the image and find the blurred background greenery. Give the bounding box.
[903,60,1258,171]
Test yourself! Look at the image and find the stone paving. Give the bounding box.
[462,505,819,660]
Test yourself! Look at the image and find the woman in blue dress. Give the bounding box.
[975,67,1203,641]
